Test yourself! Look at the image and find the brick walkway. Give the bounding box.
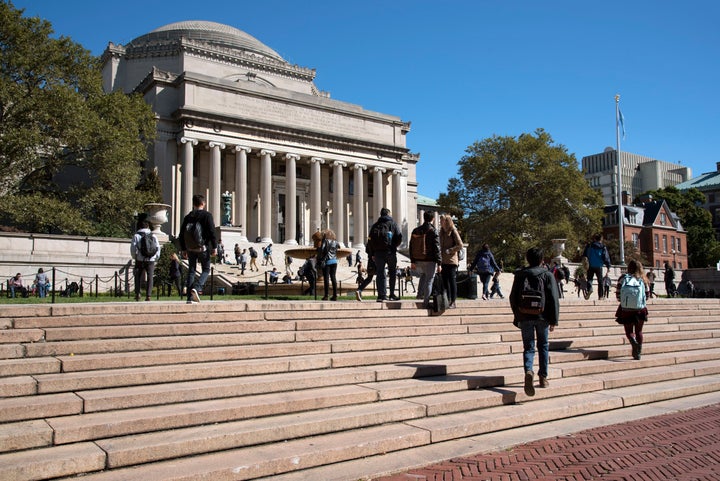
[373,403,720,481]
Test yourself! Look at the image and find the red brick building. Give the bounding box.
[603,197,687,270]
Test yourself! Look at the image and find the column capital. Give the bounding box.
[285,153,301,161]
[233,145,251,154]
[178,136,198,146]
[208,141,226,150]
[310,157,325,165]
[332,160,347,168]
[373,167,387,174]
[353,163,367,171]
[392,169,407,177]
[260,149,276,157]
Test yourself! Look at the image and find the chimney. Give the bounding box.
[622,191,632,206]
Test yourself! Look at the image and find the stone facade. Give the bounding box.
[101,21,419,248]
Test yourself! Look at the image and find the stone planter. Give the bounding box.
[144,203,171,239]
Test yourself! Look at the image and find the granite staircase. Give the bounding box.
[1,297,719,480]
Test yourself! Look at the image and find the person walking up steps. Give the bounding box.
[179,194,217,304]
[366,208,402,302]
[582,233,611,300]
[615,259,650,360]
[510,247,560,397]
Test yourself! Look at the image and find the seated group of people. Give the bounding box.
[7,268,51,298]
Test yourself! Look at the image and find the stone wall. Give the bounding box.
[0,232,134,293]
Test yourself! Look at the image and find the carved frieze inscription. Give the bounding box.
[193,86,392,144]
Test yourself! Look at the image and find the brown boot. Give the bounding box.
[524,371,535,396]
[539,376,549,388]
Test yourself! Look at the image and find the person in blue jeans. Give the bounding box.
[509,247,560,397]
[468,243,501,300]
[179,194,217,304]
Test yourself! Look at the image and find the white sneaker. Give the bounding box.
[355,290,363,301]
[190,289,200,303]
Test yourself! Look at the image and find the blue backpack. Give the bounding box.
[620,275,646,311]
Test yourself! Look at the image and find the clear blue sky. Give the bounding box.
[13,0,720,200]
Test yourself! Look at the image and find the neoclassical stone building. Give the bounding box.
[101,21,418,248]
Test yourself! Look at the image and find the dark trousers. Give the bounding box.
[586,266,604,299]
[134,260,156,299]
[441,264,458,304]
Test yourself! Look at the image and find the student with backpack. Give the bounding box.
[582,233,612,300]
[130,219,161,301]
[615,259,649,360]
[468,243,501,300]
[366,207,402,302]
[409,211,442,309]
[178,194,217,304]
[510,247,560,397]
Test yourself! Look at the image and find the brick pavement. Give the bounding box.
[373,403,720,481]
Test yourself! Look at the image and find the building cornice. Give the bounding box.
[122,38,316,82]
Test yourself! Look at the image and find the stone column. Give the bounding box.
[353,163,367,248]
[260,149,275,243]
[309,157,325,239]
[178,137,198,216]
[393,169,408,247]
[285,153,300,245]
[332,161,347,244]
[234,146,251,242]
[208,142,225,224]
[373,167,386,221]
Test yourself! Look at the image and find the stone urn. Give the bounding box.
[551,238,568,264]
[144,203,171,239]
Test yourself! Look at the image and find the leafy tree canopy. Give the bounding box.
[0,1,158,236]
[438,129,604,268]
[637,186,720,268]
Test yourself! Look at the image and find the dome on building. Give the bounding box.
[129,20,285,62]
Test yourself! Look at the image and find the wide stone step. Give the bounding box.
[56,342,332,371]
[73,367,377,412]
[96,399,426,468]
[42,320,294,341]
[23,331,298,357]
[11,311,267,328]
[46,384,378,444]
[405,375,720,443]
[0,442,105,481]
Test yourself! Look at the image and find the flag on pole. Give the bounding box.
[618,108,626,140]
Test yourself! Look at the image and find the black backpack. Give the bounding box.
[518,270,546,316]
[183,216,204,253]
[368,220,393,251]
[138,232,158,258]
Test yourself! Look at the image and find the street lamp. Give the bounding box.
[671,249,676,268]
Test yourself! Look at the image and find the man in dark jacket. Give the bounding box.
[582,233,611,300]
[366,208,402,301]
[510,247,560,397]
[179,194,217,304]
[410,211,441,308]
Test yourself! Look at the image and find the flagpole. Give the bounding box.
[615,94,625,266]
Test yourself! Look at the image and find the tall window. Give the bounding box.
[662,235,668,253]
[654,234,659,250]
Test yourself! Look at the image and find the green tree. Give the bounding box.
[637,186,720,268]
[438,129,604,268]
[0,1,157,236]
